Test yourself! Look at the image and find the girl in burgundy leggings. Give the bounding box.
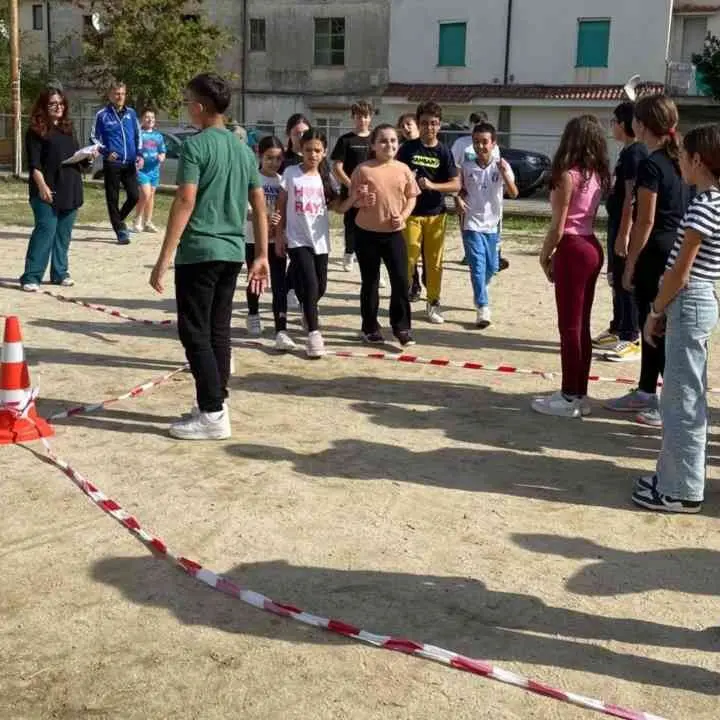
[532,116,611,418]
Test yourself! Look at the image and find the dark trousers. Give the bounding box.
[288,247,328,332]
[344,207,358,255]
[355,226,411,334]
[634,253,667,394]
[554,234,603,397]
[607,219,639,340]
[104,162,139,234]
[245,243,288,332]
[411,242,427,292]
[175,261,241,413]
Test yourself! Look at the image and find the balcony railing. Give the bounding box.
[666,60,713,96]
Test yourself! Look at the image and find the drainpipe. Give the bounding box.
[47,1,54,75]
[503,0,513,84]
[241,0,248,124]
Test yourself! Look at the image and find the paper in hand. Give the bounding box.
[62,144,101,165]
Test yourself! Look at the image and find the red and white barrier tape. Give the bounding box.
[47,364,188,421]
[28,433,665,720]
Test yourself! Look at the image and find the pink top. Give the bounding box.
[563,168,602,236]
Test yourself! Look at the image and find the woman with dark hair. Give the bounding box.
[20,86,93,291]
[280,113,310,172]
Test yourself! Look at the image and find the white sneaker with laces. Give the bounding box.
[182,401,229,420]
[22,283,39,292]
[531,391,582,418]
[60,277,75,287]
[246,314,263,337]
[343,253,355,272]
[170,408,231,440]
[132,219,144,233]
[275,331,296,352]
[476,306,491,328]
[287,290,300,311]
[144,220,159,233]
[426,302,445,324]
[306,330,326,358]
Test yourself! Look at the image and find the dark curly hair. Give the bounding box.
[550,114,610,192]
[29,87,73,138]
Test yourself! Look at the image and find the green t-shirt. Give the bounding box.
[175,127,261,265]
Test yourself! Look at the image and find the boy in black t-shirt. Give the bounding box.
[331,100,373,271]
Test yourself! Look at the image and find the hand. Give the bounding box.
[643,313,666,348]
[248,256,270,295]
[39,184,53,204]
[539,253,554,283]
[499,159,512,177]
[417,176,434,191]
[274,235,286,258]
[455,195,468,214]
[622,263,635,292]
[108,151,119,162]
[390,213,404,231]
[363,191,377,208]
[136,156,144,170]
[90,147,100,159]
[614,233,630,258]
[270,212,281,228]
[149,259,169,294]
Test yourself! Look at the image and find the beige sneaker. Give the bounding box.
[144,220,159,233]
[169,408,231,440]
[132,218,144,233]
[306,330,326,359]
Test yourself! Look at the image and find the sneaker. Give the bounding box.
[287,289,300,311]
[604,339,641,363]
[21,282,39,292]
[498,256,510,272]
[306,330,326,359]
[579,396,592,417]
[476,306,491,329]
[131,219,144,233]
[604,389,657,413]
[117,229,131,245]
[395,330,416,347]
[592,329,619,349]
[274,331,297,352]
[636,408,662,428]
[409,287,422,303]
[58,276,75,287]
[426,301,445,324]
[362,330,385,344]
[181,401,229,420]
[379,273,387,289]
[531,391,582,418]
[632,475,702,514]
[144,220,159,233]
[246,314,263,337]
[343,253,355,272]
[169,408,231,440]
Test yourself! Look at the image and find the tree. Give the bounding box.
[72,0,232,114]
[692,33,720,100]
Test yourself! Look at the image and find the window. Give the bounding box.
[32,4,43,31]
[250,18,266,52]
[438,22,466,67]
[576,19,610,68]
[314,18,345,66]
[681,16,708,62]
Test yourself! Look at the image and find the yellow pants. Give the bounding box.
[403,214,447,304]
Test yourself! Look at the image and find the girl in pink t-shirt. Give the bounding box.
[533,115,610,418]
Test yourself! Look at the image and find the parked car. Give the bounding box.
[439,126,551,198]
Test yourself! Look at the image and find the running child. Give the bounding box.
[277,128,353,358]
[532,115,610,418]
[133,108,166,233]
[457,122,518,329]
[245,135,296,352]
[605,96,690,427]
[350,123,420,346]
[332,100,373,271]
[632,125,720,514]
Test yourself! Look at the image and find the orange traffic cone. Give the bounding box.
[0,316,54,444]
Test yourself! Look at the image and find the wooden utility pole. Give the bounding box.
[9,0,21,177]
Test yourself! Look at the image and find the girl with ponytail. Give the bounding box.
[605,95,690,426]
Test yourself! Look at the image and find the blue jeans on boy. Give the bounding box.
[21,198,78,285]
[462,230,499,307]
[656,280,718,501]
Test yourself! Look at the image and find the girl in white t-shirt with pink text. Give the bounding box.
[277,128,354,358]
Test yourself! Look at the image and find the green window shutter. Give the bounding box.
[438,22,466,67]
[576,20,610,68]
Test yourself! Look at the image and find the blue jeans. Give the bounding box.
[462,230,499,307]
[656,281,719,501]
[20,198,78,285]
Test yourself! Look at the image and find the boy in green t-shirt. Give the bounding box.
[150,73,269,440]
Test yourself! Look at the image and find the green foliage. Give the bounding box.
[72,0,232,113]
[692,33,720,100]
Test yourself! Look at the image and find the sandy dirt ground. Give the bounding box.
[1,218,719,720]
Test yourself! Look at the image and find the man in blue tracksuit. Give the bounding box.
[91,81,143,244]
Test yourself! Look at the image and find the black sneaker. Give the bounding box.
[362,330,384,344]
[631,475,702,514]
[498,256,510,272]
[409,287,422,303]
[395,330,416,347]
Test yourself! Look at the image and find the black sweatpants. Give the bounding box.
[355,226,411,335]
[245,243,288,332]
[288,246,328,333]
[103,161,139,234]
[175,261,241,413]
[344,206,359,255]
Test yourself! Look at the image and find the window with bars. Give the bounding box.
[314,18,345,66]
[250,18,266,52]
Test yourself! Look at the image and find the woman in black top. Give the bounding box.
[20,87,93,291]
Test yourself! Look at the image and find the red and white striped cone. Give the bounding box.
[0,316,53,444]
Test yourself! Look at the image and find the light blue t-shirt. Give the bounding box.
[140,130,166,171]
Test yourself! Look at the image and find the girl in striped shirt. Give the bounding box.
[633,125,720,514]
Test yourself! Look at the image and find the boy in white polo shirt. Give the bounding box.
[457,122,518,328]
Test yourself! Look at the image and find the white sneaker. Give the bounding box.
[131,219,144,233]
[287,290,300,311]
[343,253,355,272]
[378,272,387,289]
[426,302,445,324]
[275,331,297,352]
[531,391,582,419]
[22,283,39,292]
[306,330,326,358]
[246,314,263,337]
[169,408,231,440]
[60,276,75,287]
[144,220,159,233]
[182,401,229,420]
[476,306,491,328]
